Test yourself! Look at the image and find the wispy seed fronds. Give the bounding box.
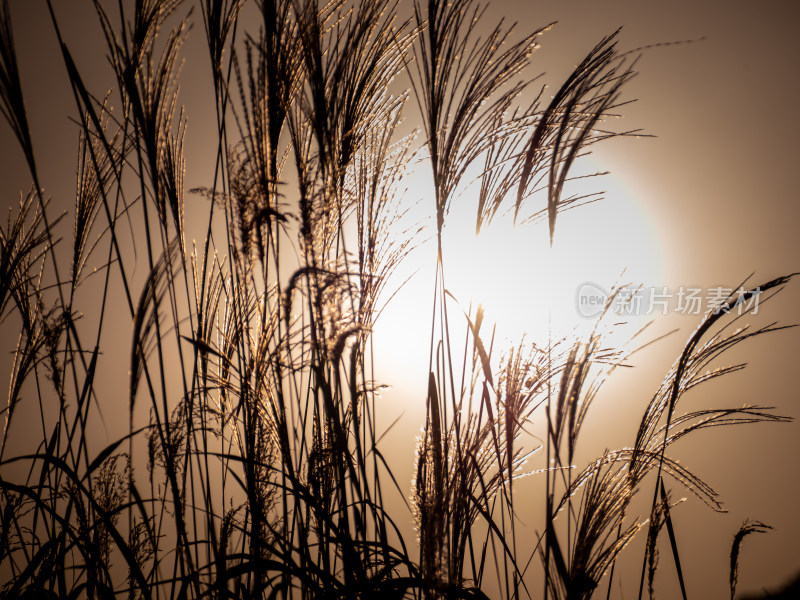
[730,520,772,600]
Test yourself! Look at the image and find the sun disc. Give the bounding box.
[440,169,664,349]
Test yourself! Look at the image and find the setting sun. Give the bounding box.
[439,163,664,345]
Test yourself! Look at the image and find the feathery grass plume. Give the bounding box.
[473,99,542,234]
[201,0,246,92]
[188,244,227,382]
[410,0,546,236]
[87,454,130,590]
[295,0,409,186]
[0,193,66,459]
[494,340,547,479]
[222,142,291,265]
[516,29,638,244]
[2,291,48,456]
[730,520,772,600]
[287,0,414,327]
[72,107,121,292]
[0,191,53,325]
[544,459,644,600]
[226,0,301,269]
[350,94,418,335]
[92,0,189,257]
[633,275,796,472]
[127,515,156,596]
[539,320,644,600]
[138,18,190,255]
[644,491,665,600]
[632,276,796,490]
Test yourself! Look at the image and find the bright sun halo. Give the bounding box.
[440,165,665,348]
[373,160,664,392]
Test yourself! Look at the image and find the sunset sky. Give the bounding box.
[1,0,798,597]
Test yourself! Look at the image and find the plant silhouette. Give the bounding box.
[0,0,794,598]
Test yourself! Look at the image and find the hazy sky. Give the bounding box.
[1,0,798,598]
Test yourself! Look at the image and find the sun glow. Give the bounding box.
[373,161,664,402]
[440,167,665,349]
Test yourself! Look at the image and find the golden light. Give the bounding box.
[440,162,665,349]
[372,158,665,407]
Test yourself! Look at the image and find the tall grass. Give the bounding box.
[0,0,794,598]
